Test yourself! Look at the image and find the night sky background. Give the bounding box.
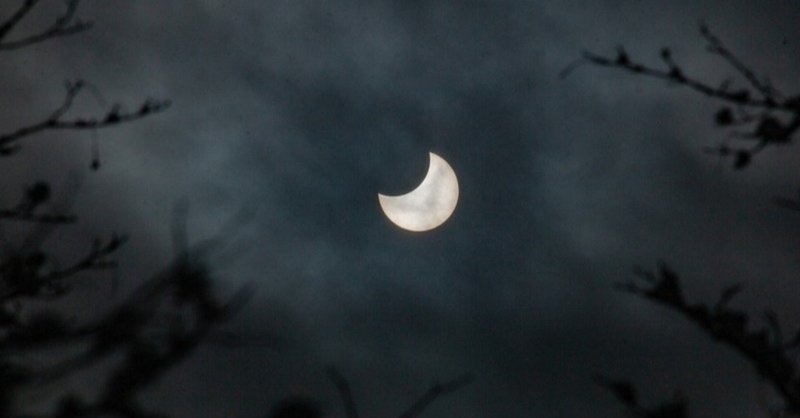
[3,0,800,417]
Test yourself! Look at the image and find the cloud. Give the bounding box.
[4,0,800,416]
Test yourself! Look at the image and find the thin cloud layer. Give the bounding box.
[2,0,800,417]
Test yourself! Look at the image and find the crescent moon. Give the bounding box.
[378,152,459,232]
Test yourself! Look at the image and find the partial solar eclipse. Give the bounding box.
[378,152,459,232]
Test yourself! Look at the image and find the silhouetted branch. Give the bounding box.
[93,285,250,417]
[699,22,778,102]
[0,2,215,417]
[0,0,40,41]
[4,248,254,418]
[565,22,792,110]
[0,0,93,50]
[566,22,800,169]
[567,47,784,110]
[617,263,800,416]
[575,19,800,418]
[0,80,170,156]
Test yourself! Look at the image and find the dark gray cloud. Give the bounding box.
[3,0,800,416]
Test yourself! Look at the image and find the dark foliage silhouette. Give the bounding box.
[568,23,800,417]
[0,1,252,417]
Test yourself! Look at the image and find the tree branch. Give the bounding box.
[618,263,800,416]
[0,0,40,41]
[0,0,93,50]
[574,49,785,111]
[566,22,800,169]
[0,80,171,156]
[699,21,778,102]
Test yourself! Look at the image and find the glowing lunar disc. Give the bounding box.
[378,152,459,232]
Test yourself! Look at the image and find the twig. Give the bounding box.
[567,22,800,169]
[0,0,93,50]
[0,80,170,155]
[699,21,778,102]
[576,49,786,111]
[619,263,800,415]
[0,0,40,41]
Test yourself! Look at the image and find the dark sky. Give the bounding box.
[3,0,800,417]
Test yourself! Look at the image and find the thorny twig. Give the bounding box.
[0,0,93,50]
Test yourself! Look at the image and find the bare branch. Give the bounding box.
[577,49,784,110]
[619,263,800,415]
[0,0,40,41]
[567,22,800,169]
[396,374,474,418]
[0,80,171,156]
[0,0,93,51]
[699,22,778,102]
